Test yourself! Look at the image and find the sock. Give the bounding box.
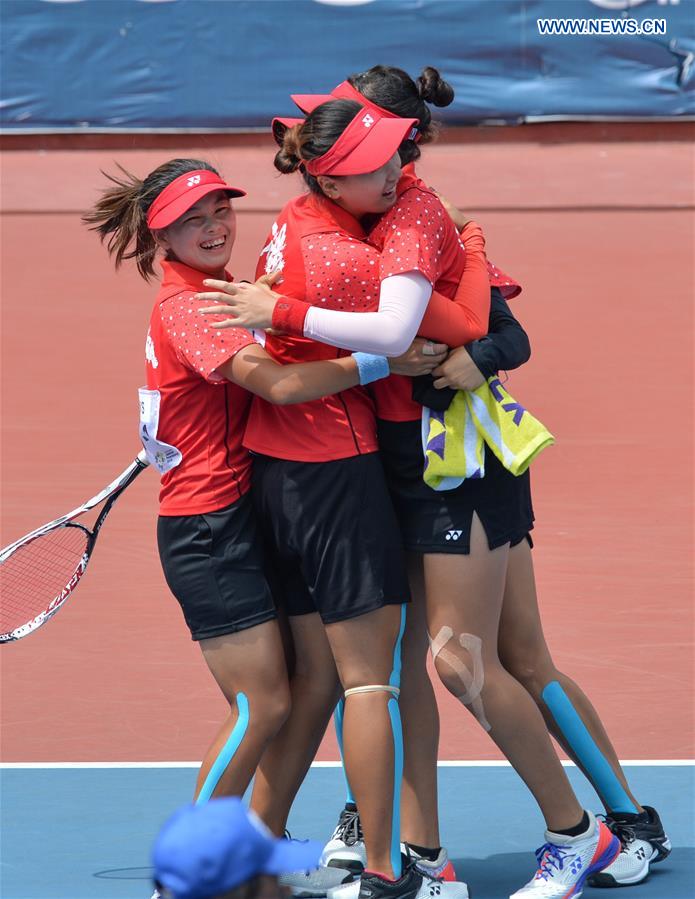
[405,842,441,862]
[553,811,590,838]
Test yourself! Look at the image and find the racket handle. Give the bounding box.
[136,449,149,467]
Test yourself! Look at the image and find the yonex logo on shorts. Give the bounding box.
[362,113,375,127]
[446,530,463,541]
[187,174,202,187]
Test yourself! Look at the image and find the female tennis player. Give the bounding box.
[83,159,443,899]
[197,95,635,897]
[285,65,672,893]
[198,108,492,898]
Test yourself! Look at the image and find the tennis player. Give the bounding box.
[286,65,672,893]
[83,160,440,899]
[197,95,631,897]
[198,109,488,898]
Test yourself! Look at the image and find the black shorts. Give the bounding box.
[251,452,410,623]
[157,493,276,641]
[377,419,534,554]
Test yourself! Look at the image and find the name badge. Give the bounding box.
[138,387,182,474]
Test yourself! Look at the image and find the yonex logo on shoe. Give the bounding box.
[187,174,202,187]
[445,530,463,541]
[570,858,583,875]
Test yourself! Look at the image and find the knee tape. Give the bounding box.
[196,691,250,804]
[429,626,491,732]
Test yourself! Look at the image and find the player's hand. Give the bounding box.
[433,190,469,231]
[389,338,448,376]
[431,345,485,390]
[196,270,282,329]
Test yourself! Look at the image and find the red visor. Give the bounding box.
[146,169,246,230]
[292,81,394,119]
[292,81,421,144]
[305,106,417,177]
[271,115,305,145]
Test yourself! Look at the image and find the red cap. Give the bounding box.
[146,169,246,230]
[305,106,417,177]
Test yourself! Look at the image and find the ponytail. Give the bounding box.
[83,158,219,282]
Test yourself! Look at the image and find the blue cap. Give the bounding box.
[152,798,322,899]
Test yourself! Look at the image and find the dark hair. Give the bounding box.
[348,65,454,163]
[274,99,363,194]
[82,158,219,282]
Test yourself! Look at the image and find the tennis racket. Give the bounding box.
[0,451,149,643]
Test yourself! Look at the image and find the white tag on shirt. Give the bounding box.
[138,387,182,474]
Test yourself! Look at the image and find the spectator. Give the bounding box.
[152,798,322,899]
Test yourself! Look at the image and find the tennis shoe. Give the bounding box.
[588,805,671,887]
[403,843,458,882]
[510,811,620,898]
[279,864,355,897]
[322,804,367,874]
[328,860,469,899]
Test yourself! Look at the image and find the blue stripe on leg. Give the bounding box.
[196,692,250,804]
[542,680,638,814]
[334,699,356,806]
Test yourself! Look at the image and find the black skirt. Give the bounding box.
[377,418,534,554]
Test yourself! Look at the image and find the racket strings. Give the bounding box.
[0,526,89,634]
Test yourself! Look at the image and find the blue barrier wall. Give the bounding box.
[1,0,693,131]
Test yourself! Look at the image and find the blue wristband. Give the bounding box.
[352,352,390,385]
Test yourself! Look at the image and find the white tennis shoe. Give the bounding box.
[279,864,355,897]
[321,805,367,875]
[510,811,620,899]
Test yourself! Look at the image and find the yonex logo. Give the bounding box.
[362,113,375,127]
[187,174,202,187]
[445,530,463,541]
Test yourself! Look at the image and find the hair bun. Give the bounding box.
[274,124,304,174]
[417,66,454,108]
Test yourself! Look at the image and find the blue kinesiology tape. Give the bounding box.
[196,692,250,804]
[334,699,356,806]
[388,604,407,876]
[542,680,637,814]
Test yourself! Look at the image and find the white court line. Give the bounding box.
[1,759,693,769]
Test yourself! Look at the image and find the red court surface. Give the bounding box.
[1,124,693,763]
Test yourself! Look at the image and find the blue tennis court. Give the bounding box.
[2,763,693,899]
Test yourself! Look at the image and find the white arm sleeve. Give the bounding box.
[303,271,433,357]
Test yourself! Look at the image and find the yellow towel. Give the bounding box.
[422,377,554,491]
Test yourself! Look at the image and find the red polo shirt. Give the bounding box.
[146,260,256,515]
[368,173,468,422]
[243,195,380,462]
